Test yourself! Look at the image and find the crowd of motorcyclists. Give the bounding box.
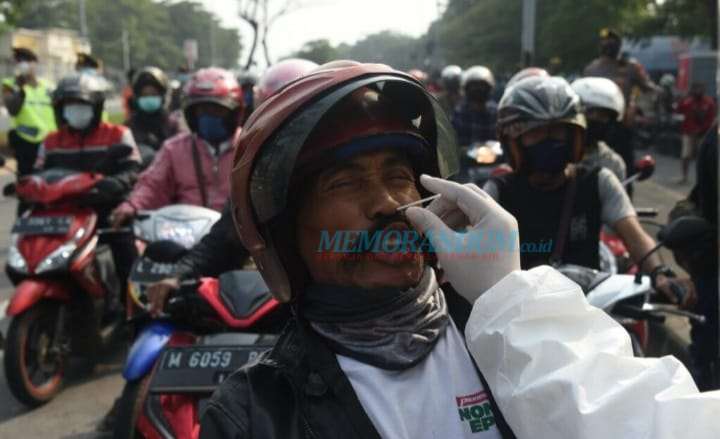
[0,24,718,438]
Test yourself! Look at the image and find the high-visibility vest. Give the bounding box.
[2,77,56,143]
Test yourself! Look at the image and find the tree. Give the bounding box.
[237,0,301,68]
[338,31,422,71]
[628,0,718,49]
[9,0,242,72]
[292,39,338,64]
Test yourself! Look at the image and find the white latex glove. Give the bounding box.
[405,174,521,303]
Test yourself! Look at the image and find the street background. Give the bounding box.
[0,148,697,438]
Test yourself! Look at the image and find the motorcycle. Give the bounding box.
[114,269,285,439]
[456,140,505,186]
[563,215,708,358]
[1,145,133,406]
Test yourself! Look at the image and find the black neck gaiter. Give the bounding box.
[302,268,449,370]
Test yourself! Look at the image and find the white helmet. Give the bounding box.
[571,77,625,121]
[441,65,462,81]
[461,65,495,90]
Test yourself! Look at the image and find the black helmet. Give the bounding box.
[52,73,109,128]
[497,76,586,171]
[132,66,169,96]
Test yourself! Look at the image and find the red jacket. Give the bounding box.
[677,95,717,135]
[36,122,142,205]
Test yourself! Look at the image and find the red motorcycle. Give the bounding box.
[114,263,286,439]
[2,147,131,406]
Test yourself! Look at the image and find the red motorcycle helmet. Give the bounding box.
[231,62,459,302]
[255,58,319,104]
[183,67,244,132]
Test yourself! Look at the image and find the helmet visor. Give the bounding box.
[249,75,459,223]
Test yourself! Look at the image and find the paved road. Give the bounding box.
[0,151,700,437]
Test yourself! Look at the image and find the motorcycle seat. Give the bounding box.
[218,271,273,319]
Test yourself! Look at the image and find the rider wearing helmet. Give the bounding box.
[505,67,549,89]
[200,61,518,438]
[571,77,627,181]
[139,58,319,318]
[437,64,462,114]
[452,65,498,145]
[483,76,694,307]
[36,72,142,311]
[110,67,243,227]
[255,58,319,104]
[125,66,179,154]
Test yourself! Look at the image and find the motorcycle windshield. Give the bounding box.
[249,75,459,223]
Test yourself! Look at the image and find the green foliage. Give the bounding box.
[337,31,423,71]
[8,0,241,71]
[292,39,339,64]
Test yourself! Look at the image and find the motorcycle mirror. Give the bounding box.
[657,216,713,250]
[634,155,655,181]
[3,182,16,197]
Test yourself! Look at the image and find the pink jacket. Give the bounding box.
[124,131,236,212]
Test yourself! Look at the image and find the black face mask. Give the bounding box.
[600,40,621,59]
[466,86,490,103]
[586,120,610,144]
[524,139,572,174]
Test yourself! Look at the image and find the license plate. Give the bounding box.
[129,258,178,283]
[149,345,272,394]
[12,216,72,235]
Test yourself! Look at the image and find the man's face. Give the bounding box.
[296,149,425,290]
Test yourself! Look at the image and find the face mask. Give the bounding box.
[63,104,95,130]
[466,87,490,103]
[586,120,610,144]
[197,114,231,144]
[137,95,163,113]
[15,61,32,76]
[524,139,572,174]
[79,68,98,76]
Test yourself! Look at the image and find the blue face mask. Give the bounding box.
[524,139,572,174]
[137,95,163,113]
[197,114,230,144]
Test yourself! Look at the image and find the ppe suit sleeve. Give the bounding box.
[465,265,720,439]
[125,142,176,211]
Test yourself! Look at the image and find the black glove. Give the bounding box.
[88,177,126,205]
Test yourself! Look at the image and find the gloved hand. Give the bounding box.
[405,174,521,304]
[110,201,136,229]
[91,176,126,205]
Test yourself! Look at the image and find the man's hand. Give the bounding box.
[147,277,180,317]
[110,202,135,229]
[655,275,697,309]
[405,174,521,304]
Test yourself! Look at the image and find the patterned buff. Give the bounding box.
[304,268,450,370]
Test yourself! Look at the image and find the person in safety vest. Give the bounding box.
[2,47,56,181]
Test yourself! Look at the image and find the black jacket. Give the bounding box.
[175,201,250,280]
[199,286,517,439]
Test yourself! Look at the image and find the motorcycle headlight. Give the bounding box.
[35,242,78,274]
[7,234,28,274]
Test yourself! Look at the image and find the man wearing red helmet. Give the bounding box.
[139,59,318,317]
[200,61,516,438]
[110,68,243,226]
[197,62,720,439]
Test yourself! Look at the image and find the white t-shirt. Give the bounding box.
[337,321,502,439]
